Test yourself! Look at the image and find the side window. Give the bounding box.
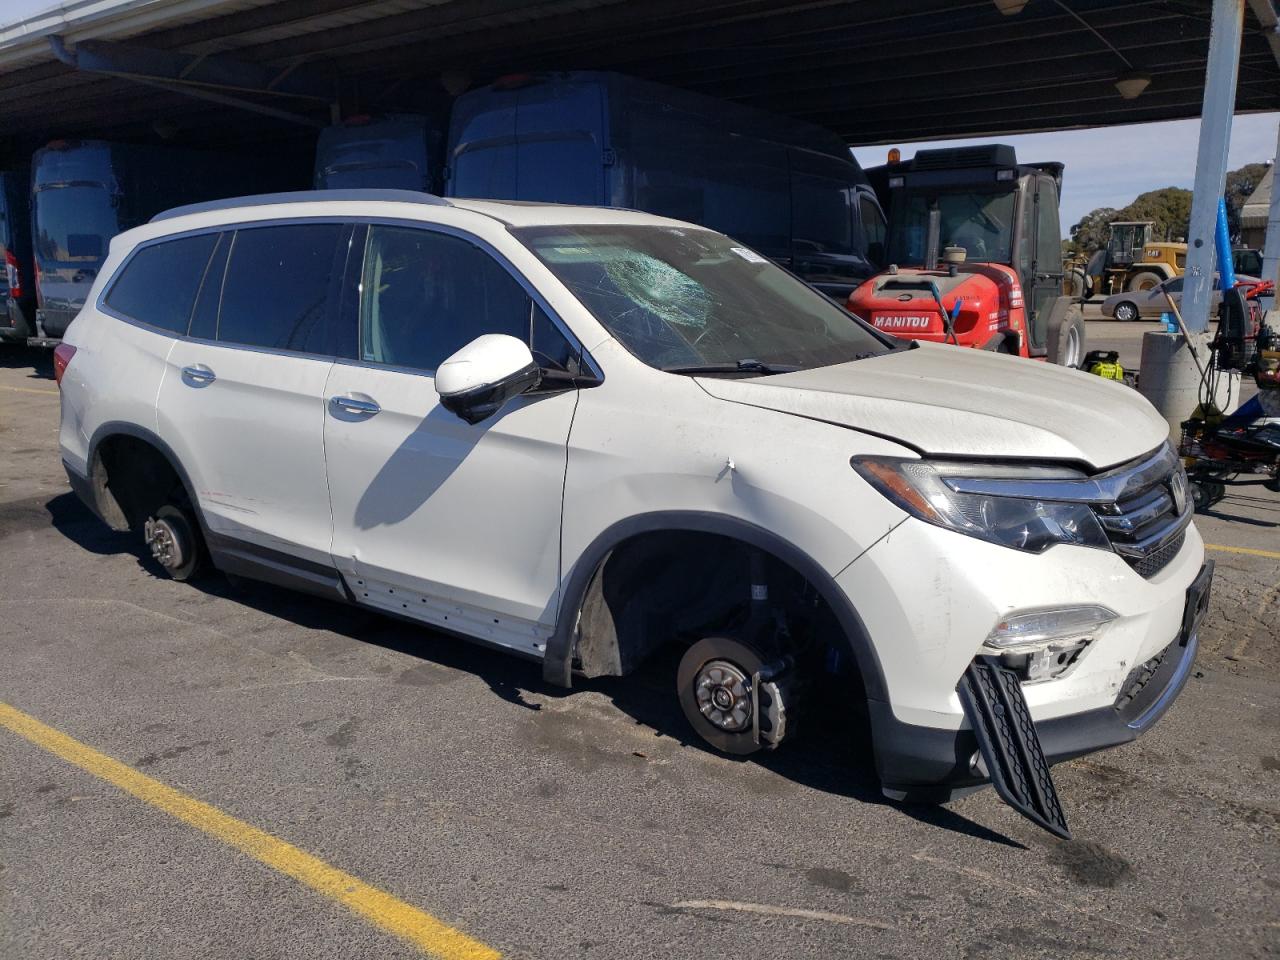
[1035,180,1061,272]
[790,174,854,258]
[531,302,579,373]
[189,233,230,341]
[104,233,219,334]
[218,223,344,350]
[1163,277,1184,294]
[1016,192,1035,278]
[360,225,573,372]
[858,194,886,265]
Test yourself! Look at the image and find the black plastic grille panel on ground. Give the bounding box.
[958,658,1072,840]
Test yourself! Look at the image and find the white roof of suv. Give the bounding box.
[152,189,683,229]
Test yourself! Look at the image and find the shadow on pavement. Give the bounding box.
[0,345,55,380]
[45,490,1023,848]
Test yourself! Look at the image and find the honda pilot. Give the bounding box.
[54,190,1211,836]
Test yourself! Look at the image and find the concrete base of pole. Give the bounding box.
[1137,331,1239,441]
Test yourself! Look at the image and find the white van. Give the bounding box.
[53,191,1211,838]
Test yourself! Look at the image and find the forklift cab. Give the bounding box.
[883,145,1064,354]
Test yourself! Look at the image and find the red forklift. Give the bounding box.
[848,145,1085,367]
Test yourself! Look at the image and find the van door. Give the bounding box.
[157,222,353,571]
[513,79,606,204]
[322,223,579,656]
[447,78,607,205]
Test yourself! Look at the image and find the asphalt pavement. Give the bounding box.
[1,335,1277,960]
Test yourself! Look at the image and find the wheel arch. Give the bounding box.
[86,421,204,536]
[543,511,889,704]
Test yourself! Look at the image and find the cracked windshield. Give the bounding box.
[513,224,891,373]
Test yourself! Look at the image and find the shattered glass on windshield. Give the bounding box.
[515,225,892,374]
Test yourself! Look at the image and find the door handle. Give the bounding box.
[329,395,380,416]
[181,364,216,386]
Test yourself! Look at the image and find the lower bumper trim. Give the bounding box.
[872,629,1200,794]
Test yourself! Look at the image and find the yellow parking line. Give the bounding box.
[0,700,499,960]
[1206,544,1280,560]
[0,384,58,396]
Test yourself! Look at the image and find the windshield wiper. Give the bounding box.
[662,358,801,376]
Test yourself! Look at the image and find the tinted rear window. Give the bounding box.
[104,233,219,334]
[34,183,119,264]
[218,223,343,350]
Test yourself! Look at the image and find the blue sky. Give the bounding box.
[853,112,1279,238]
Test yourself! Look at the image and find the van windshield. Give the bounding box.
[34,182,118,264]
[512,224,893,373]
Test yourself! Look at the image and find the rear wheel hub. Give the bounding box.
[144,517,186,571]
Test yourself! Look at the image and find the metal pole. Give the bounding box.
[1139,0,1245,437]
[1181,0,1245,334]
[1262,123,1280,314]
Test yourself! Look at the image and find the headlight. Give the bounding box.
[983,605,1117,683]
[851,456,1110,553]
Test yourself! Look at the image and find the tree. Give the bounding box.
[1064,161,1271,255]
[1115,187,1192,242]
[1224,161,1270,242]
[1067,206,1117,254]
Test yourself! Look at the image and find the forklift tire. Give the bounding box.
[1127,270,1162,293]
[1047,304,1085,368]
[1065,268,1088,300]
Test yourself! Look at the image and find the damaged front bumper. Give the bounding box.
[872,560,1212,826]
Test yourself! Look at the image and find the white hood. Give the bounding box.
[696,342,1169,470]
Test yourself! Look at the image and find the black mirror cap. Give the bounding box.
[440,361,542,425]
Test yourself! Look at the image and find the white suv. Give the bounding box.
[55,190,1211,836]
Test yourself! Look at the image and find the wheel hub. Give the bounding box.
[694,659,752,732]
[144,517,184,569]
[1065,326,1082,367]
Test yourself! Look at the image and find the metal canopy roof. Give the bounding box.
[0,0,1276,158]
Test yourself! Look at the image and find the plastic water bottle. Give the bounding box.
[1160,311,1177,333]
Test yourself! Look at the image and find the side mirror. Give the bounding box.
[435,334,541,425]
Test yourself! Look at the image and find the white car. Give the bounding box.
[54,190,1211,836]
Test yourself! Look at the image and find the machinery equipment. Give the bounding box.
[1064,220,1186,299]
[848,145,1084,366]
[1179,278,1280,508]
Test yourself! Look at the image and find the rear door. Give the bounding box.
[323,223,580,654]
[157,221,354,567]
[514,79,606,204]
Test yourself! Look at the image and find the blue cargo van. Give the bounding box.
[0,170,34,343]
[314,115,440,192]
[30,140,299,342]
[446,72,886,298]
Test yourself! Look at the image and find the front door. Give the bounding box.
[323,223,580,656]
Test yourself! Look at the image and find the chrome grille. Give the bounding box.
[1088,445,1191,579]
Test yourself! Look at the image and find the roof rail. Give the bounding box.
[151,189,450,223]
